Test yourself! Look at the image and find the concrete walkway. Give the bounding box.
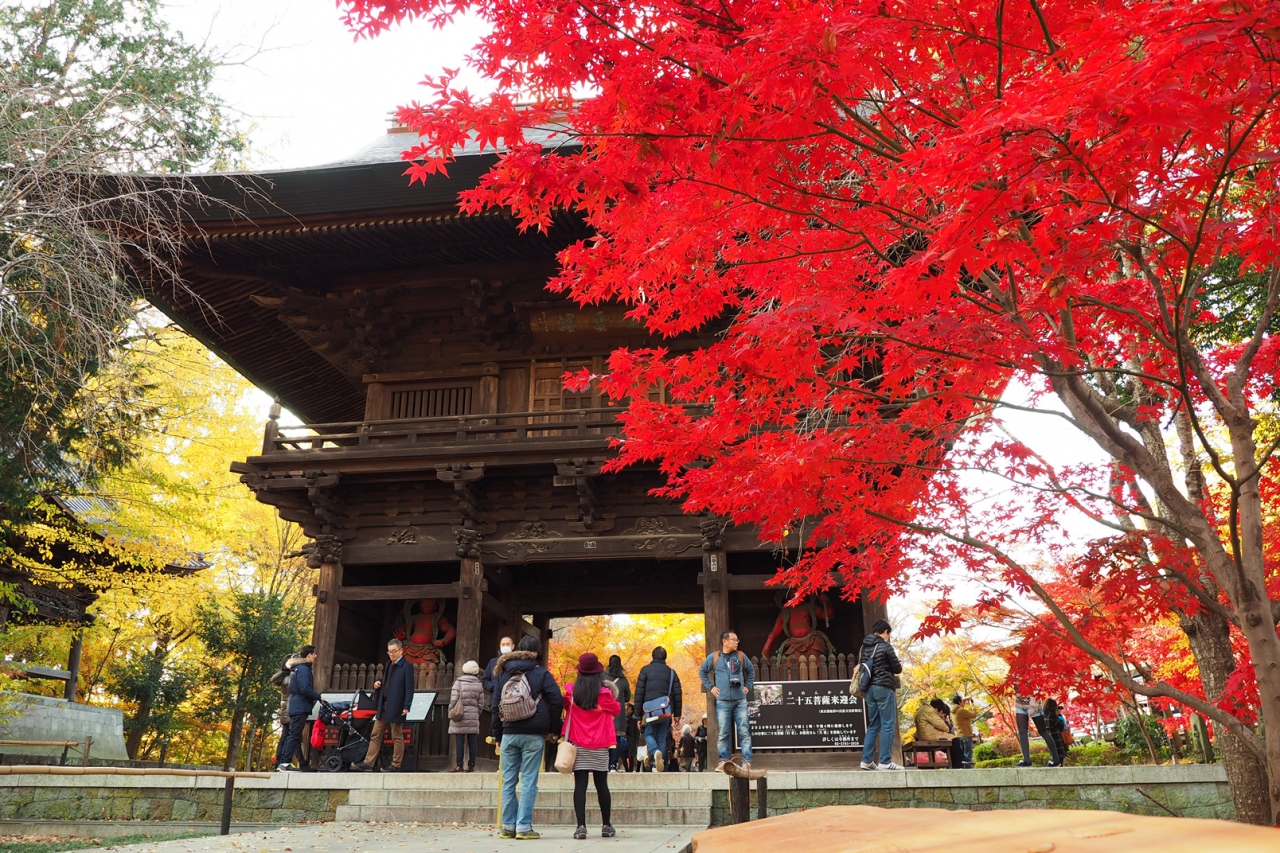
[95,822,699,853]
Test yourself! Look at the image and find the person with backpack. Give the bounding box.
[634,646,682,772]
[858,619,904,771]
[448,660,485,772]
[561,653,622,839]
[490,635,563,840]
[604,655,631,771]
[698,630,757,772]
[278,645,320,772]
[270,652,306,769]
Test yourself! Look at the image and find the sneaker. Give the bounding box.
[573,826,587,840]
[498,828,516,839]
[276,763,291,772]
[450,765,465,773]
[381,765,400,772]
[351,761,374,772]
[602,825,616,838]
[859,761,877,771]
[1015,760,1032,767]
[515,830,540,840]
[876,761,903,771]
[653,751,664,772]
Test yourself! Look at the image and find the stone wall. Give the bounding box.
[0,774,350,824]
[710,766,1234,825]
[0,694,127,761]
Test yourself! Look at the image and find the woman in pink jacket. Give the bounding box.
[562,653,622,840]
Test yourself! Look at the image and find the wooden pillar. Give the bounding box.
[860,591,903,764]
[312,556,343,692]
[64,630,83,703]
[702,549,729,763]
[456,557,485,667]
[533,613,552,655]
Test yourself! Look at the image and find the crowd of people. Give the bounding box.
[269,620,1070,839]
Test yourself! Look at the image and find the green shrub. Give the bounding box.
[1113,715,1169,761]
[973,742,998,762]
[1067,742,1131,766]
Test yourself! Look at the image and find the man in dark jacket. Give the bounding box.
[482,636,515,695]
[490,635,562,840]
[277,645,319,772]
[634,646,682,772]
[353,638,415,772]
[859,619,904,771]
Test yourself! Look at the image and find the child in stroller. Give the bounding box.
[317,698,374,772]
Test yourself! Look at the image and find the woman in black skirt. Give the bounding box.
[561,653,622,839]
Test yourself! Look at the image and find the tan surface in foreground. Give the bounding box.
[691,805,1279,852]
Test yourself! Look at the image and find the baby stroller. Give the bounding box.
[317,697,373,772]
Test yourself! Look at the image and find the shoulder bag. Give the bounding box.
[554,703,577,773]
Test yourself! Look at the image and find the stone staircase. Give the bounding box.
[334,771,716,826]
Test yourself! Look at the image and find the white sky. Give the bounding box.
[164,1,490,170]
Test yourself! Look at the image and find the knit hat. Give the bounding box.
[462,660,480,675]
[577,653,604,674]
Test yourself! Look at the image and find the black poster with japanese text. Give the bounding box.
[748,680,867,750]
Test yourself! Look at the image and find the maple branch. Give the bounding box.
[1228,267,1280,409]
[994,0,1006,100]
[865,509,1267,759]
[814,121,902,162]
[827,91,908,154]
[1026,0,1059,54]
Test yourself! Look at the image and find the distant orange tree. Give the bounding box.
[548,614,707,725]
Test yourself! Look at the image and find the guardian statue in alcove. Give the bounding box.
[394,598,457,666]
[762,592,837,661]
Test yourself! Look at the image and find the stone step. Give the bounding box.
[333,804,710,825]
[349,787,709,808]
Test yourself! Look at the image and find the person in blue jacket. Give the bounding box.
[698,630,756,771]
[278,645,319,772]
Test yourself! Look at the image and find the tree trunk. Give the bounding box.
[124,697,152,761]
[1181,609,1272,824]
[222,672,251,772]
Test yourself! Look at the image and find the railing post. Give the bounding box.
[261,398,281,454]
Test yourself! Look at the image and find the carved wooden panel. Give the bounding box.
[389,385,475,419]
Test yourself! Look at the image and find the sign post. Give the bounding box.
[748,680,866,750]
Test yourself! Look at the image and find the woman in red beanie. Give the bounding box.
[563,652,622,839]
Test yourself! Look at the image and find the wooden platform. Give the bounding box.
[691,805,1277,852]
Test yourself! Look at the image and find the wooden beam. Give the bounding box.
[456,558,484,667]
[696,572,778,591]
[336,583,460,601]
[312,559,343,692]
[702,550,729,765]
[511,585,703,614]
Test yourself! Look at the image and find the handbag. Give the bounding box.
[642,670,676,722]
[554,704,577,774]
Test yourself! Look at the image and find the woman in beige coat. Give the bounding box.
[449,660,486,771]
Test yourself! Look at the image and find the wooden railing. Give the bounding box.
[750,653,853,682]
[328,661,455,694]
[267,408,626,454]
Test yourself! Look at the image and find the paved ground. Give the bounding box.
[94,822,700,853]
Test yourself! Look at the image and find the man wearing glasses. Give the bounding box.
[698,631,756,772]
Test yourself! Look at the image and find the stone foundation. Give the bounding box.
[710,765,1233,824]
[0,774,349,824]
[0,694,128,761]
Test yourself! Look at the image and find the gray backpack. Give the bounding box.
[499,670,542,722]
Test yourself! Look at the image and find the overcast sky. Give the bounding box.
[164,1,490,170]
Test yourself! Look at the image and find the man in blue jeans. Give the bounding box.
[490,635,563,839]
[698,630,756,771]
[635,647,682,771]
[859,619,903,771]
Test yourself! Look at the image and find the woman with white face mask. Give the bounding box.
[484,637,516,695]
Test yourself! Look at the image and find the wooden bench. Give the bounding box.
[906,739,955,768]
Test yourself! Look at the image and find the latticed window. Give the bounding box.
[388,385,474,419]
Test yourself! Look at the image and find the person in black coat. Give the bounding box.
[483,636,515,695]
[490,635,563,839]
[353,638,416,771]
[634,647,682,771]
[277,645,319,772]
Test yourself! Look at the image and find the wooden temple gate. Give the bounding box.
[141,122,890,770]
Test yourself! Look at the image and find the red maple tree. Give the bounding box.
[343,0,1280,822]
